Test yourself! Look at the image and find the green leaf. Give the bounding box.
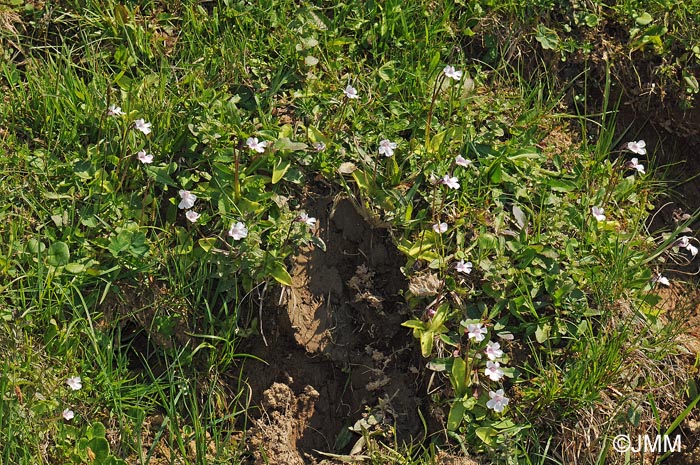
[451,357,467,396]
[198,237,217,252]
[447,401,466,432]
[272,158,291,184]
[535,323,551,343]
[310,236,326,252]
[351,170,374,193]
[476,426,497,445]
[636,12,653,26]
[420,330,434,357]
[401,319,427,331]
[535,24,560,50]
[86,438,110,461]
[65,263,86,274]
[268,260,293,286]
[274,137,308,152]
[144,163,178,187]
[47,242,70,266]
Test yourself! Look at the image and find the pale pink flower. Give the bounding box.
[133,119,152,135]
[246,137,268,153]
[466,323,487,342]
[378,139,397,157]
[297,212,317,228]
[651,274,670,286]
[185,210,200,223]
[591,206,606,222]
[343,85,359,99]
[484,361,504,381]
[443,65,463,81]
[626,158,645,174]
[484,341,504,361]
[178,190,197,210]
[137,150,153,164]
[676,236,698,257]
[62,408,75,421]
[455,260,472,274]
[455,155,472,167]
[486,389,509,412]
[107,105,124,116]
[432,222,448,234]
[440,174,460,190]
[66,376,82,391]
[228,221,248,240]
[314,142,326,152]
[626,140,646,155]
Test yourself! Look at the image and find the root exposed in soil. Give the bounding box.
[241,196,430,464]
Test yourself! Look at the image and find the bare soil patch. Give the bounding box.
[239,195,433,464]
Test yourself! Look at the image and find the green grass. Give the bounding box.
[1,1,698,464]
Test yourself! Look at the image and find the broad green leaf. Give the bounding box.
[47,242,70,266]
[272,158,291,184]
[145,163,178,187]
[636,12,653,26]
[535,323,551,343]
[451,357,467,396]
[274,137,308,152]
[86,438,110,461]
[476,426,497,445]
[198,237,217,252]
[535,24,559,50]
[65,263,86,274]
[426,358,452,372]
[269,260,293,286]
[310,236,326,252]
[420,330,434,357]
[401,319,427,331]
[352,170,373,192]
[447,401,465,431]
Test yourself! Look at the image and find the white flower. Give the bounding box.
[107,105,124,116]
[178,190,197,210]
[185,210,200,223]
[297,212,317,227]
[228,221,248,240]
[455,155,472,167]
[66,376,82,391]
[62,408,75,421]
[484,341,504,361]
[484,361,504,381]
[443,65,463,81]
[246,137,268,153]
[626,140,646,155]
[486,389,510,412]
[137,150,153,164]
[440,174,460,190]
[314,142,326,152]
[343,85,359,99]
[651,274,670,286]
[133,119,152,135]
[466,323,487,342]
[626,158,645,174]
[676,236,698,257]
[455,260,472,274]
[591,206,606,222]
[378,139,397,157]
[432,222,448,234]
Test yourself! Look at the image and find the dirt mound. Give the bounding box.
[241,195,430,463]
